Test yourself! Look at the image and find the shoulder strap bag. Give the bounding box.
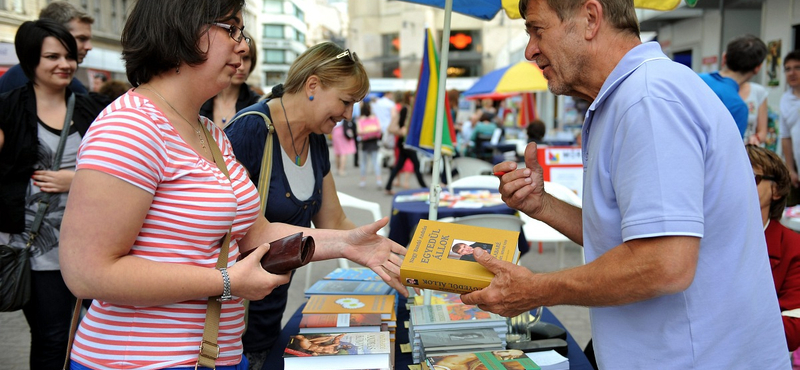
[225,109,275,211]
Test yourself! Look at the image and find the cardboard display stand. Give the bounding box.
[537,146,583,197]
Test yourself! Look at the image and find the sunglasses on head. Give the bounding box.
[755,174,776,185]
[317,49,360,68]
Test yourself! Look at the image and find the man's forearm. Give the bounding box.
[532,194,584,245]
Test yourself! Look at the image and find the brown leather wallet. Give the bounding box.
[238,232,315,274]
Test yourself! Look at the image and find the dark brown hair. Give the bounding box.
[746,145,791,220]
[15,19,77,82]
[121,0,245,86]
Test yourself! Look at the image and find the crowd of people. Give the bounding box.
[2,0,800,369]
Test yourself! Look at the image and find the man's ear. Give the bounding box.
[584,0,602,40]
[753,64,763,74]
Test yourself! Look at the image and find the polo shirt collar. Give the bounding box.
[589,41,670,112]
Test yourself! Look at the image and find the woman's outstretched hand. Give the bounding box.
[342,217,409,296]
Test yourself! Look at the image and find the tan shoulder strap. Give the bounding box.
[225,110,275,212]
[196,122,233,369]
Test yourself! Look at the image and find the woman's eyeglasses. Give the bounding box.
[755,174,776,185]
[211,23,251,45]
[317,49,360,68]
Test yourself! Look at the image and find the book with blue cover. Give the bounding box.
[323,267,383,281]
[304,280,394,297]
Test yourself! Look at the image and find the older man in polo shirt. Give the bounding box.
[462,0,789,368]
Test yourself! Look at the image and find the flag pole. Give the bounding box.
[427,0,452,223]
[423,0,453,306]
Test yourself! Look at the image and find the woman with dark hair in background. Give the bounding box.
[200,30,261,129]
[59,2,405,369]
[0,19,106,369]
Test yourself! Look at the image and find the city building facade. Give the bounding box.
[0,0,262,89]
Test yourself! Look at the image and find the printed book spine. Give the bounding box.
[401,268,491,294]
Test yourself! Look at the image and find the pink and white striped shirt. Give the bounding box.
[71,90,260,369]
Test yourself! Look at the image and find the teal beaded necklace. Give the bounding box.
[280,96,308,166]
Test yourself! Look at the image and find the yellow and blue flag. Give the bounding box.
[405,28,457,156]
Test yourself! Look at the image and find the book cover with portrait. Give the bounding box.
[399,219,519,294]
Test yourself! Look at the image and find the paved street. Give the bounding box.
[0,150,590,369]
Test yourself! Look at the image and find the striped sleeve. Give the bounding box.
[77,95,167,193]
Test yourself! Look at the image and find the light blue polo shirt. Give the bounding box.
[582,42,788,369]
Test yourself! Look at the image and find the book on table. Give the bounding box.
[416,327,506,364]
[424,350,542,370]
[410,291,463,307]
[418,327,505,351]
[299,313,386,334]
[400,219,520,294]
[409,303,507,332]
[282,332,392,370]
[304,280,394,297]
[323,267,383,281]
[303,294,396,321]
[525,350,569,370]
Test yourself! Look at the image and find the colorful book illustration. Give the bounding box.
[426,350,541,370]
[400,219,519,294]
[304,280,394,296]
[410,303,506,329]
[419,328,504,351]
[303,294,396,320]
[323,267,383,281]
[283,332,391,370]
[299,313,384,334]
[411,291,463,306]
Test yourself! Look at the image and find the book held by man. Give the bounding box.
[400,219,520,294]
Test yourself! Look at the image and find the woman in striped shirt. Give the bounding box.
[59,1,407,369]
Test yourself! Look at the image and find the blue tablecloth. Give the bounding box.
[266,296,593,370]
[388,188,530,256]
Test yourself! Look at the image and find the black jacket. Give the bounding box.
[0,83,109,233]
[199,82,262,125]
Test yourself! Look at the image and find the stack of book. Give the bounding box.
[283,332,392,370]
[299,313,388,334]
[301,294,398,340]
[418,327,505,361]
[408,303,508,363]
